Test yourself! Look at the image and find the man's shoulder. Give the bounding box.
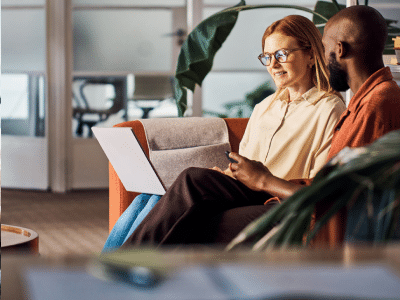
[362,80,400,109]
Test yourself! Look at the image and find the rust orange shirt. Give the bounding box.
[327,67,400,160]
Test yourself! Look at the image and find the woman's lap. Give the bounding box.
[203,201,278,245]
[121,167,274,247]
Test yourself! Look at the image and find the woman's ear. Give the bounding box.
[308,50,315,68]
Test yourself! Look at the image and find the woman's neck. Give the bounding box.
[287,83,314,102]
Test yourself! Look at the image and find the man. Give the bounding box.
[122,6,400,248]
[321,6,400,157]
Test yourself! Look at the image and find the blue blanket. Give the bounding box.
[102,194,161,252]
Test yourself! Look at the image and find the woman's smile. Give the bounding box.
[273,71,287,77]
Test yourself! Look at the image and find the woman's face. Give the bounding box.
[263,33,314,92]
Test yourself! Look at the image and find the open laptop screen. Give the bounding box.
[92,127,166,195]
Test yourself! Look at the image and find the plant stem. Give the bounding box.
[216,5,329,23]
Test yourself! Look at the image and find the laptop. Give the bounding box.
[92,127,166,195]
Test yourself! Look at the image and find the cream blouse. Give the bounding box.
[239,87,346,180]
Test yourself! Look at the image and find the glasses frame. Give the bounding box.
[258,47,310,66]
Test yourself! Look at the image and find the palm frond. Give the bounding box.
[227,129,400,251]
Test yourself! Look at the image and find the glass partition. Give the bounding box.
[72,0,185,6]
[202,72,275,118]
[2,73,45,136]
[2,7,46,136]
[203,7,312,71]
[2,0,45,6]
[72,7,177,137]
[73,10,173,72]
[200,7,300,118]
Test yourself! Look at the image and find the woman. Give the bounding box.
[106,15,346,250]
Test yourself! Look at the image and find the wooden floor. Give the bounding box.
[1,188,110,258]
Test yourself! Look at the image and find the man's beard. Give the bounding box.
[328,53,350,92]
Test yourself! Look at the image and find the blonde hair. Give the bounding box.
[262,15,343,103]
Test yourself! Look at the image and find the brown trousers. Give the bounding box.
[121,167,277,248]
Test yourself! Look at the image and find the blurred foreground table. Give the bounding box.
[3,244,400,300]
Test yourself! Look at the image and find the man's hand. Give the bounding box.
[228,152,273,192]
[211,166,235,178]
[228,152,304,199]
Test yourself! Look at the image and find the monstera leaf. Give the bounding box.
[174,0,400,116]
[174,0,245,116]
[174,1,328,116]
[312,0,345,35]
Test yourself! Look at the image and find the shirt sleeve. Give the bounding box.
[309,97,346,178]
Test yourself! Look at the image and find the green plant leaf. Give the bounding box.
[245,81,275,107]
[174,0,245,117]
[174,2,328,117]
[313,1,345,35]
[226,129,400,250]
[331,0,342,12]
[174,0,400,115]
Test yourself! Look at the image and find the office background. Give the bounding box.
[2,0,400,193]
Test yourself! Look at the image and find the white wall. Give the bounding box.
[2,136,49,190]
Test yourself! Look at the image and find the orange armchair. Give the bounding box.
[108,117,344,248]
[108,118,249,232]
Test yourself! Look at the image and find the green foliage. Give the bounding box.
[174,0,245,117]
[203,81,275,118]
[227,129,400,251]
[174,0,400,117]
[312,0,346,35]
[174,1,328,117]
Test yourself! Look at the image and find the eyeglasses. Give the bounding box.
[258,47,310,66]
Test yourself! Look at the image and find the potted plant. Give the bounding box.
[174,0,400,117]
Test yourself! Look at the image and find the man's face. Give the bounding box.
[327,52,350,92]
[322,25,350,92]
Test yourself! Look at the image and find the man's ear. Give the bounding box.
[337,41,349,59]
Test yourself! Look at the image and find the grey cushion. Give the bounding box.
[140,117,231,189]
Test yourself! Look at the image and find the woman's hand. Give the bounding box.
[228,152,273,192]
